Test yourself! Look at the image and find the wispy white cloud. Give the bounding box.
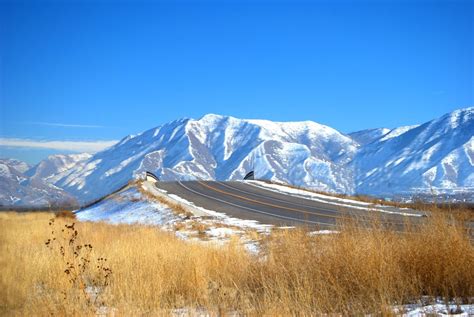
[25,122,105,128]
[0,138,118,153]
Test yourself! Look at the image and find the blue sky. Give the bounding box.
[0,0,472,164]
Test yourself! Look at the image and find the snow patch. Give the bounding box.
[76,187,180,226]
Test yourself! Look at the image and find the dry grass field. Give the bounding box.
[0,209,473,316]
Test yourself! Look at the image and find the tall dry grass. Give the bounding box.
[0,210,472,316]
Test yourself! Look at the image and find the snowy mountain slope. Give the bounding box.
[27,153,92,183]
[0,159,77,207]
[2,107,473,207]
[379,125,420,142]
[0,158,31,173]
[52,114,359,204]
[349,125,421,146]
[349,128,391,146]
[352,107,474,196]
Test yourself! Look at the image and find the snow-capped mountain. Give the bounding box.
[52,114,359,204]
[27,153,92,183]
[352,108,473,196]
[50,108,473,204]
[0,158,77,207]
[1,158,30,174]
[2,107,473,206]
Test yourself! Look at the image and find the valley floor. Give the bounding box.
[1,208,473,316]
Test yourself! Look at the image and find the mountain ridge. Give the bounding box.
[1,107,473,206]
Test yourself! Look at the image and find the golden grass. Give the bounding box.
[0,210,473,316]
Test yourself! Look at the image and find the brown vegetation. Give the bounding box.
[0,209,472,316]
[54,210,76,219]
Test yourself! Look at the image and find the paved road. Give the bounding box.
[154,181,425,229]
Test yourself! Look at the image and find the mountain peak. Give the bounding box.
[442,106,474,129]
[3,108,473,207]
[196,113,231,125]
[199,113,227,120]
[453,106,473,114]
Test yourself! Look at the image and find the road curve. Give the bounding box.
[154,181,424,229]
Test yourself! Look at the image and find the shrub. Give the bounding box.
[54,210,76,219]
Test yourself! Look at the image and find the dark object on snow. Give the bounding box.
[244,171,255,180]
[146,171,160,182]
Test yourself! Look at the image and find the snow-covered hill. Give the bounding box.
[2,107,473,206]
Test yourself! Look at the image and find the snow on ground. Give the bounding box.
[151,185,271,252]
[166,191,272,232]
[75,187,181,226]
[207,227,243,238]
[308,230,339,236]
[165,302,474,316]
[146,181,271,232]
[75,182,472,315]
[76,182,270,253]
[247,181,424,217]
[395,303,473,316]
